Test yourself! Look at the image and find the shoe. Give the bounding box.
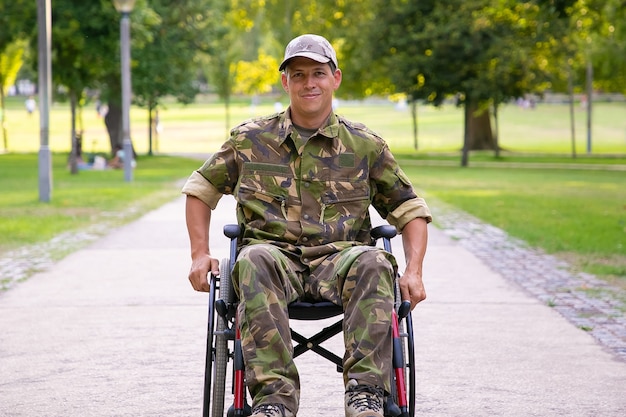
[345,379,384,417]
[250,403,293,417]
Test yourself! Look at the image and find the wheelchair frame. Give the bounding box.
[203,224,416,417]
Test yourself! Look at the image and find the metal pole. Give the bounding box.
[120,11,133,182]
[38,0,52,202]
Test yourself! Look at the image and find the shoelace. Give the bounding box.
[254,403,285,416]
[346,388,383,412]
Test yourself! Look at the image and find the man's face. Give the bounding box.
[281,57,342,127]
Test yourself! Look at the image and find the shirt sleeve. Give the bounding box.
[369,143,432,230]
[386,197,432,231]
[181,171,223,209]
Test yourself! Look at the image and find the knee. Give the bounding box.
[233,244,284,291]
[360,250,395,282]
[237,244,277,267]
[345,249,395,298]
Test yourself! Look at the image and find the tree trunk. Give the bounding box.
[105,101,122,156]
[493,102,500,158]
[461,101,470,167]
[224,92,231,139]
[1,86,8,151]
[69,91,78,174]
[148,104,153,156]
[411,100,418,150]
[467,102,496,150]
[154,108,160,153]
[568,63,577,159]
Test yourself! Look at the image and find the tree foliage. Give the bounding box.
[3,0,625,160]
[132,0,206,109]
[0,0,36,151]
[0,39,27,150]
[0,0,35,50]
[585,0,626,95]
[358,0,576,158]
[232,51,279,96]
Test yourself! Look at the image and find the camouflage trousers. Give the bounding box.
[232,243,396,414]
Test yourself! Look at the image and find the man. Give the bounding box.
[183,34,431,417]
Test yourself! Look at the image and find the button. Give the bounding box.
[304,182,310,188]
[303,214,310,220]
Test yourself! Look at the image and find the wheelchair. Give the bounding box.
[202,224,416,417]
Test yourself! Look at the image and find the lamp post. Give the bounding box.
[113,0,136,182]
[38,0,52,202]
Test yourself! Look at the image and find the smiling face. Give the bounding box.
[281,57,342,129]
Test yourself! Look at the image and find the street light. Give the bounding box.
[38,0,52,202]
[113,0,136,182]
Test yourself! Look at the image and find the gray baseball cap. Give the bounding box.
[279,34,338,71]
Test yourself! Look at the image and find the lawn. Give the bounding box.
[3,95,626,156]
[401,163,626,287]
[0,153,200,251]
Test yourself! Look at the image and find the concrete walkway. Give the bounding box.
[1,194,626,417]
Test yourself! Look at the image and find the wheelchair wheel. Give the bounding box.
[389,281,416,417]
[405,312,416,417]
[211,258,233,417]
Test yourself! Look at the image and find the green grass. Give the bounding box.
[2,95,626,156]
[401,163,626,287]
[0,153,200,251]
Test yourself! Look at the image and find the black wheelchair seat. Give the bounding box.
[288,301,342,320]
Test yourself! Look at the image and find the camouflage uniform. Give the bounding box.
[182,108,431,414]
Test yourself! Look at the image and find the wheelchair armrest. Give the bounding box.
[223,224,241,239]
[371,225,397,240]
[223,225,241,271]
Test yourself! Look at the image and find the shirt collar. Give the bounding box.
[279,108,339,144]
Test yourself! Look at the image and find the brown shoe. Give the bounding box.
[344,379,384,417]
[250,403,294,417]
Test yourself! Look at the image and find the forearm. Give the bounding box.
[185,195,212,259]
[399,217,429,308]
[401,217,428,275]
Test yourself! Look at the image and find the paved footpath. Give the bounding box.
[1,194,626,417]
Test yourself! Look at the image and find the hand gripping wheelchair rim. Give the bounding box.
[202,224,416,417]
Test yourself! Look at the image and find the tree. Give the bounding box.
[51,1,110,172]
[366,0,563,165]
[0,40,26,151]
[587,0,626,95]
[47,0,124,163]
[232,50,280,97]
[566,0,610,154]
[533,0,580,158]
[256,0,387,98]
[0,0,36,151]
[132,0,206,155]
[42,0,241,161]
[196,0,248,137]
[96,0,159,157]
[47,0,225,159]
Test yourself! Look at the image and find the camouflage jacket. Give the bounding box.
[182,109,431,262]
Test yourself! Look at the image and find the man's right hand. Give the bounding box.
[188,254,219,292]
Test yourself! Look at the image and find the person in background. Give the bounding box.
[25,96,36,115]
[108,145,136,169]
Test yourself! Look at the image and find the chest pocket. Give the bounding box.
[310,152,371,227]
[320,180,371,225]
[237,163,294,221]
